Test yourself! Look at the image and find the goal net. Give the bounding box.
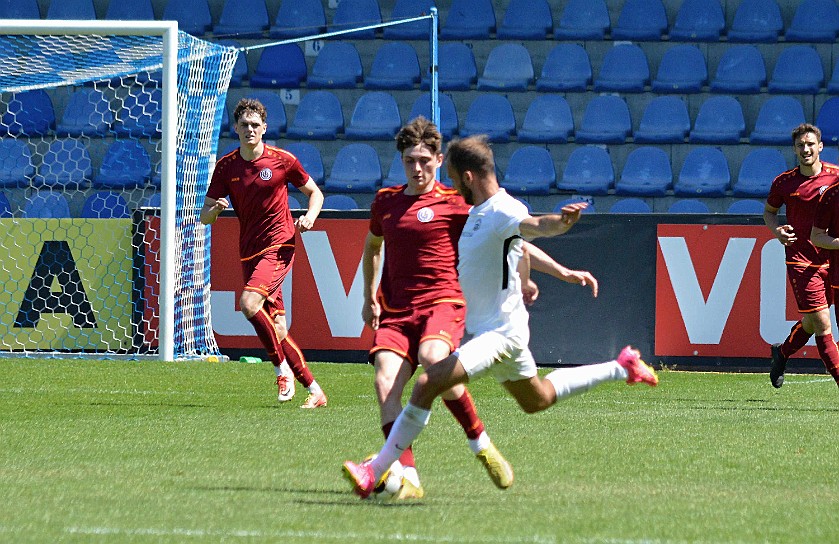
[0,21,237,360]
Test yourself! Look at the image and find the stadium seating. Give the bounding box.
[554,196,595,213]
[609,198,652,213]
[1,90,55,137]
[383,152,408,188]
[554,0,610,40]
[306,42,363,89]
[286,90,344,140]
[46,0,96,19]
[284,142,325,185]
[726,199,766,214]
[828,60,839,93]
[750,96,805,145]
[669,0,725,41]
[0,191,11,218]
[142,192,161,208]
[768,45,824,93]
[287,194,302,210]
[163,0,213,36]
[817,97,839,144]
[233,91,286,138]
[409,92,459,139]
[611,0,668,40]
[345,92,401,140]
[517,94,574,144]
[652,44,707,93]
[0,0,40,18]
[249,44,307,88]
[423,42,477,91]
[330,0,382,39]
[709,45,766,94]
[80,191,131,219]
[34,139,92,189]
[556,146,613,195]
[441,0,496,39]
[668,199,710,213]
[731,148,788,197]
[322,194,359,210]
[384,0,437,40]
[634,96,690,144]
[325,143,381,193]
[536,43,591,92]
[674,147,730,197]
[460,94,516,143]
[477,43,533,91]
[114,87,161,137]
[105,0,154,20]
[822,147,839,165]
[593,44,649,93]
[497,0,552,40]
[270,0,327,38]
[575,95,632,144]
[614,147,672,197]
[23,192,71,218]
[728,0,783,42]
[214,0,269,38]
[56,88,114,137]
[94,140,152,189]
[0,139,35,188]
[785,0,839,42]
[365,42,421,90]
[501,146,555,195]
[689,96,746,144]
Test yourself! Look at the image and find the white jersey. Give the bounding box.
[457,189,531,337]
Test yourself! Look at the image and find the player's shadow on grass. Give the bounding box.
[83,401,211,408]
[193,485,425,506]
[670,397,839,412]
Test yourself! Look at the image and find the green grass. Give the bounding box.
[1,359,838,543]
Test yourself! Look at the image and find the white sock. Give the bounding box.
[370,403,431,480]
[468,430,491,455]
[545,361,627,400]
[307,380,322,395]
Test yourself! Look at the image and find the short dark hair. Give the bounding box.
[396,116,442,154]
[445,136,494,177]
[233,98,267,124]
[792,123,822,144]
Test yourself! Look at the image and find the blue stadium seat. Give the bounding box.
[477,43,534,91]
[615,147,672,197]
[554,0,609,39]
[612,0,667,40]
[536,43,591,92]
[306,41,362,89]
[768,46,824,94]
[105,0,154,20]
[828,59,839,93]
[56,88,113,137]
[709,45,766,94]
[365,42,420,90]
[728,0,783,42]
[0,0,40,18]
[609,198,652,213]
[231,91,286,138]
[345,92,401,140]
[383,152,408,188]
[674,147,730,197]
[731,148,787,197]
[215,40,248,87]
[249,43,307,88]
[556,146,613,195]
[284,142,324,185]
[384,0,436,40]
[322,194,359,210]
[23,192,71,218]
[286,90,343,140]
[668,199,710,213]
[163,0,212,36]
[727,199,766,214]
[81,191,131,219]
[575,95,632,144]
[47,0,95,19]
[0,139,35,188]
[689,96,746,144]
[652,45,707,93]
[1,90,55,137]
[517,95,573,144]
[786,0,839,42]
[501,146,555,195]
[750,96,805,145]
[460,94,515,143]
[441,0,496,39]
[287,194,302,210]
[325,143,381,193]
[409,92,458,140]
[554,196,595,214]
[94,141,152,189]
[423,42,476,91]
[214,0,269,38]
[330,0,382,39]
[498,0,552,40]
[822,147,839,165]
[0,191,11,217]
[593,44,649,93]
[634,96,690,144]
[114,87,161,137]
[817,97,839,144]
[270,0,326,38]
[34,139,92,189]
[142,192,161,208]
[669,0,725,41]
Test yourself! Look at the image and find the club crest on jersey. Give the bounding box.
[417,207,434,223]
[259,168,273,181]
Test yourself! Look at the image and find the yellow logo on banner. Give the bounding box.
[0,218,133,351]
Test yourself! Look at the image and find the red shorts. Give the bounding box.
[787,264,831,313]
[370,301,466,368]
[241,242,295,315]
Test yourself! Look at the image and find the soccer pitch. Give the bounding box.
[1,359,837,543]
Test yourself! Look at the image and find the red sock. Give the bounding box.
[246,309,285,366]
[781,321,812,359]
[383,421,415,468]
[443,389,485,440]
[281,335,314,387]
[815,333,839,384]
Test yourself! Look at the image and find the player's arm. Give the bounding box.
[764,202,796,246]
[518,202,587,241]
[361,231,384,329]
[810,226,839,249]
[518,242,539,305]
[523,241,598,298]
[295,177,323,232]
[199,196,228,225]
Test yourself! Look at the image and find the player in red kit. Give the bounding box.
[200,98,328,408]
[765,123,839,389]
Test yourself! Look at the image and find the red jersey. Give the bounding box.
[814,176,839,285]
[767,163,839,267]
[370,182,470,310]
[207,144,308,260]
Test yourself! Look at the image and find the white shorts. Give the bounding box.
[454,330,537,383]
